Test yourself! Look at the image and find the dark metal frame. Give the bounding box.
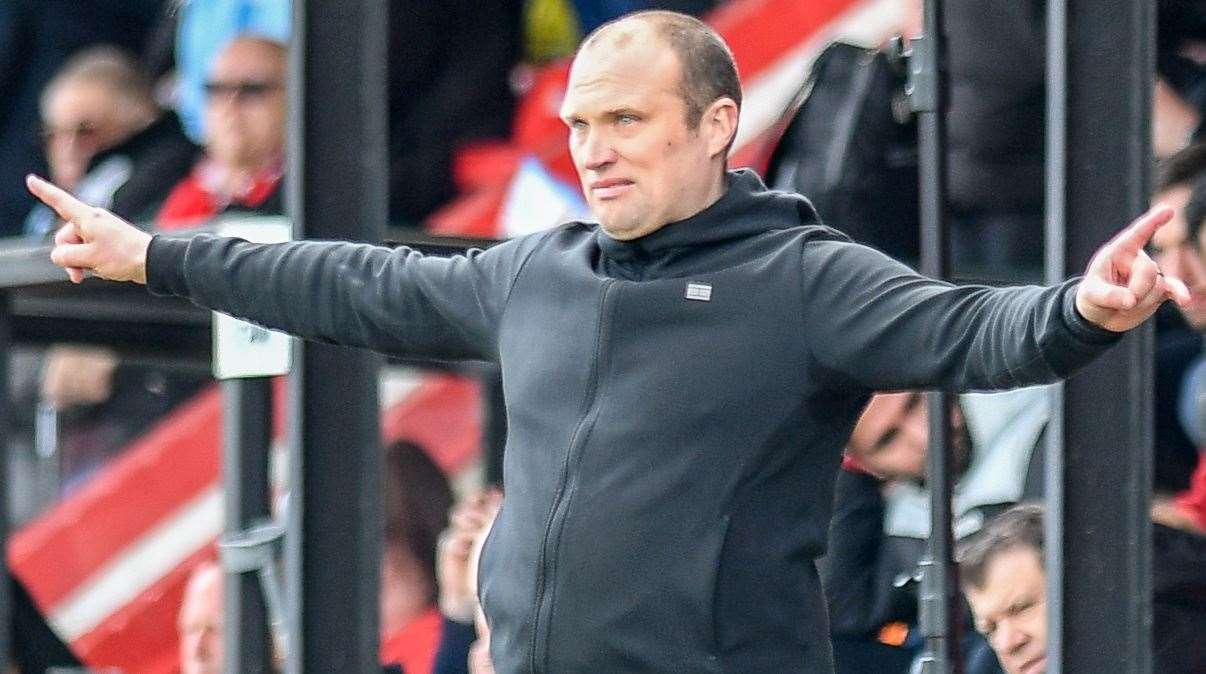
[1044,1,1154,672]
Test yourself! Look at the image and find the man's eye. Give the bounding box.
[618,114,638,125]
[569,120,587,131]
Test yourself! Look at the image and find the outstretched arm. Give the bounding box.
[27,174,534,360]
[804,205,1190,392]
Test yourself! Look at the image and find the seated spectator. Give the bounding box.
[178,560,224,674]
[380,439,455,674]
[824,391,1001,674]
[962,504,1206,674]
[23,46,198,237]
[156,35,286,229]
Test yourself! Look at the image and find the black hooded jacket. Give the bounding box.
[146,169,1117,673]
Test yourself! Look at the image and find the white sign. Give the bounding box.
[212,216,293,379]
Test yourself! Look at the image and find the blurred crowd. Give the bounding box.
[5,0,1206,673]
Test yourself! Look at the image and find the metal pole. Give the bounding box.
[910,0,962,670]
[284,0,387,671]
[1044,1,1154,672]
[222,378,274,673]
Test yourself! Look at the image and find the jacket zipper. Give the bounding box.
[528,279,618,673]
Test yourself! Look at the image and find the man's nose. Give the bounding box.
[581,131,617,171]
[995,620,1028,656]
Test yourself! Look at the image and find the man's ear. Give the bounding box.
[702,97,739,158]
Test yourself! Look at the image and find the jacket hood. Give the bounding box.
[594,168,827,266]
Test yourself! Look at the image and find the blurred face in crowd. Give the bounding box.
[1151,183,1206,328]
[204,37,286,173]
[965,546,1048,674]
[178,563,223,674]
[560,18,737,241]
[846,392,968,481]
[42,81,141,188]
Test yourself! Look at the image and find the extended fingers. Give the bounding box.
[26,175,92,223]
[1113,204,1175,254]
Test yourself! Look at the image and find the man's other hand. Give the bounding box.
[25,174,152,284]
[1076,204,1192,332]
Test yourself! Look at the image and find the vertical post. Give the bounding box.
[285,0,387,671]
[222,378,274,673]
[910,0,963,670]
[0,292,11,671]
[1045,0,1154,672]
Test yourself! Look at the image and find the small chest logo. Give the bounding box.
[685,282,712,302]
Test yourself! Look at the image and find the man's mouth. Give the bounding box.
[590,178,634,200]
[1020,655,1046,674]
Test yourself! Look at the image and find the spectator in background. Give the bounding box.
[962,503,1206,674]
[178,560,224,674]
[380,439,455,674]
[23,46,198,238]
[0,0,168,236]
[433,488,503,674]
[156,35,286,229]
[1148,145,1206,506]
[174,0,291,143]
[824,391,1003,674]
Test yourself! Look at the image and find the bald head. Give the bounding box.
[581,11,741,129]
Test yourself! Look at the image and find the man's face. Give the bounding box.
[1151,184,1206,328]
[560,25,731,241]
[204,38,286,172]
[846,392,968,481]
[42,82,134,188]
[965,546,1048,674]
[178,565,223,674]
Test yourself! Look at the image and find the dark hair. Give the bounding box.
[584,11,742,131]
[959,503,1044,590]
[1155,143,1206,194]
[382,439,454,604]
[1186,175,1206,245]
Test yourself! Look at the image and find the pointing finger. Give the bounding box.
[25,174,93,224]
[1127,251,1159,299]
[1111,204,1175,255]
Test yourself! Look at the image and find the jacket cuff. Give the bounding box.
[1060,277,1123,345]
[145,234,190,297]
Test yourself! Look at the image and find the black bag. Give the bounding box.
[766,41,920,264]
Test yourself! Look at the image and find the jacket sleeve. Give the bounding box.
[801,239,1122,392]
[145,232,545,361]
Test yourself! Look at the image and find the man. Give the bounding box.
[24,45,197,236]
[25,11,1190,674]
[959,505,1048,674]
[178,561,223,674]
[156,35,286,228]
[961,504,1206,674]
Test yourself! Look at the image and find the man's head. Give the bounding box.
[560,11,741,241]
[1151,143,1206,328]
[178,561,223,674]
[960,504,1047,674]
[204,36,287,174]
[40,47,159,188]
[846,392,970,481]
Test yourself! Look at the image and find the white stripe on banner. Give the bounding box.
[51,487,224,641]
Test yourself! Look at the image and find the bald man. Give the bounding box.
[28,11,1190,674]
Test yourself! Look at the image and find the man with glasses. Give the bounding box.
[156,35,286,229]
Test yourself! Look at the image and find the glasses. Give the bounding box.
[41,121,101,143]
[203,80,282,102]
